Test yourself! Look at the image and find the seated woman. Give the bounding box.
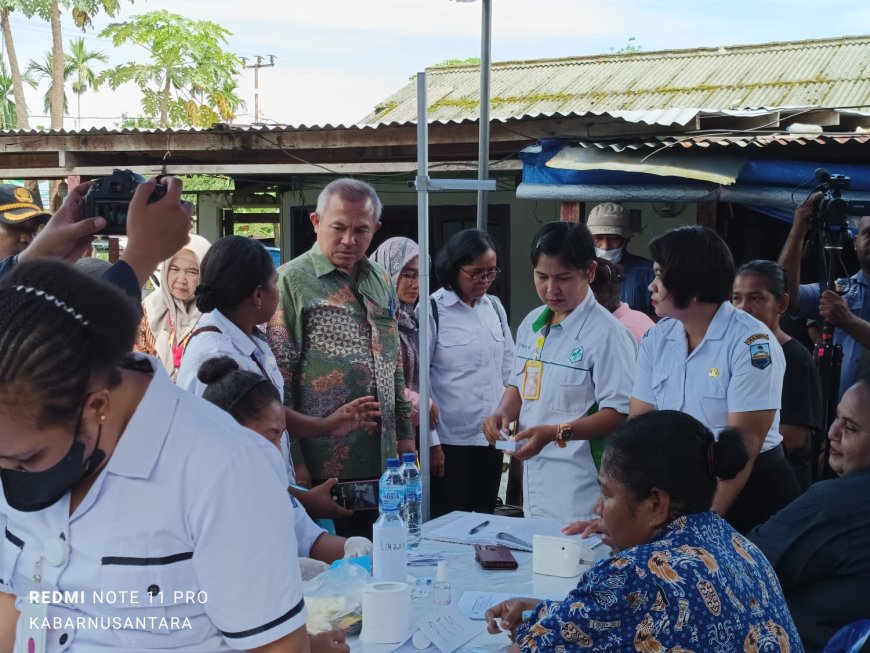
[198,356,372,568]
[748,371,870,652]
[486,410,801,652]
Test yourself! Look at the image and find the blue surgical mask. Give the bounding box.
[595,247,624,263]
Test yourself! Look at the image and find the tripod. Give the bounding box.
[809,221,845,482]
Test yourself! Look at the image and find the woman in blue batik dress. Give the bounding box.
[485,410,802,653]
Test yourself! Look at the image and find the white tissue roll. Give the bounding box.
[359,581,410,644]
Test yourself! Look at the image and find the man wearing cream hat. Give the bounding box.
[586,201,655,316]
[0,183,51,259]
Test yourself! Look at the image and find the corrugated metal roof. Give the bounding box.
[569,132,870,152]
[363,35,870,125]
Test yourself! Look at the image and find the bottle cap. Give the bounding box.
[386,458,401,468]
[436,560,448,582]
[402,453,417,464]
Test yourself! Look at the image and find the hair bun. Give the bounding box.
[194,283,224,313]
[197,356,241,384]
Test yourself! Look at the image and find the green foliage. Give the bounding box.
[610,37,642,54]
[409,56,481,80]
[24,49,73,113]
[117,112,157,129]
[0,60,18,128]
[68,36,106,96]
[100,10,244,128]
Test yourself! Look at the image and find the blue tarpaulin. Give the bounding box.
[521,140,870,223]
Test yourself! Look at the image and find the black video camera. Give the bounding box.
[814,168,869,229]
[83,169,167,236]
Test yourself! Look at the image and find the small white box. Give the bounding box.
[532,535,609,578]
[494,439,523,452]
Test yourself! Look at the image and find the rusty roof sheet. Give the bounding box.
[363,35,870,125]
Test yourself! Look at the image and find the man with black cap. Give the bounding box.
[0,183,51,259]
[586,201,655,315]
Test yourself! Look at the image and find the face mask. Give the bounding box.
[595,247,624,263]
[0,421,105,513]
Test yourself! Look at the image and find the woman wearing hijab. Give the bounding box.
[136,233,211,379]
[371,237,444,477]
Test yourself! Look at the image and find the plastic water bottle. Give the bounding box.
[373,458,407,582]
[400,453,422,549]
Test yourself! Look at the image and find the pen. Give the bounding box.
[468,520,490,535]
[589,540,604,550]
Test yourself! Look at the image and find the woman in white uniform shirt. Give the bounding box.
[0,260,309,652]
[483,221,636,522]
[631,226,799,533]
[424,229,514,517]
[176,235,378,519]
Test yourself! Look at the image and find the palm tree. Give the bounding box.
[25,50,73,116]
[67,37,107,128]
[0,0,32,129]
[0,60,18,129]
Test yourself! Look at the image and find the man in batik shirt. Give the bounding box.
[268,178,414,536]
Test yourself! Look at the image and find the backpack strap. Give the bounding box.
[430,297,439,333]
[487,295,506,333]
[189,325,222,339]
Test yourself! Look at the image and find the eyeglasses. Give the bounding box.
[461,267,500,283]
[399,270,419,281]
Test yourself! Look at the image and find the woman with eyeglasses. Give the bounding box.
[424,228,515,517]
[483,222,636,522]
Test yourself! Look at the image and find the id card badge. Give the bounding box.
[16,598,47,653]
[521,360,543,400]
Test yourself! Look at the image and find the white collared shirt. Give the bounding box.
[632,301,785,451]
[421,290,515,446]
[0,359,307,651]
[175,310,322,553]
[176,309,284,400]
[512,292,636,521]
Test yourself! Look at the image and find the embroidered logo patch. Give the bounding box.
[569,347,584,363]
[744,333,768,345]
[750,342,772,369]
[708,367,720,378]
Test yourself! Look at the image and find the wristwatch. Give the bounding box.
[556,423,574,448]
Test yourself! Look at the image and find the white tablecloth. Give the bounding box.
[352,511,587,653]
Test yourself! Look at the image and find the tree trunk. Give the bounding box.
[49,1,64,129]
[0,9,30,129]
[160,75,170,128]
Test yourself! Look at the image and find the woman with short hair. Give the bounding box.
[488,411,801,652]
[425,228,514,517]
[483,221,636,522]
[631,226,799,532]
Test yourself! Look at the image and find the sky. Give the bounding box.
[6,0,870,130]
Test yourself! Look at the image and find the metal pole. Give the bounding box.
[416,71,432,522]
[253,58,260,125]
[476,0,492,232]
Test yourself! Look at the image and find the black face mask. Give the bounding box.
[0,419,106,513]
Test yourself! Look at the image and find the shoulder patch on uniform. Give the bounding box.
[749,342,772,370]
[744,333,769,345]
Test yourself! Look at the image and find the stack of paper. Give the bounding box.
[408,552,443,567]
[424,512,579,552]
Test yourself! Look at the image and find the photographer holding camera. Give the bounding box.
[778,192,870,399]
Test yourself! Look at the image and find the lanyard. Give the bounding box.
[167,313,184,370]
